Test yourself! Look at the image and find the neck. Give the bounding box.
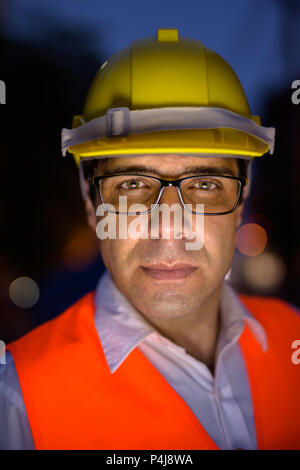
[142,286,222,374]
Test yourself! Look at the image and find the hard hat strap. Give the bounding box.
[61,106,275,158]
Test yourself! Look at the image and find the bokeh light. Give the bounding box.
[236,223,268,256]
[244,213,274,237]
[62,225,99,270]
[9,276,40,308]
[242,250,286,292]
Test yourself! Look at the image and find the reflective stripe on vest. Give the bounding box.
[6,292,300,450]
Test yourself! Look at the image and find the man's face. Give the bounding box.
[86,155,245,321]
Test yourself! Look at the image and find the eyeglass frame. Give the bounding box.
[89,173,248,216]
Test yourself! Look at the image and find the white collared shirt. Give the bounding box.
[0,270,268,450]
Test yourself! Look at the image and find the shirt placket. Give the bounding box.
[213,327,256,450]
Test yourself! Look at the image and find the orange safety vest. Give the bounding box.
[6,291,300,450]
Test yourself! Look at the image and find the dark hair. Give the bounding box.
[236,158,250,179]
[236,158,250,205]
[82,158,108,202]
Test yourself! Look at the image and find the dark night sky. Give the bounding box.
[0,0,299,341]
[2,0,300,116]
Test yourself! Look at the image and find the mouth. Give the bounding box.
[140,263,198,280]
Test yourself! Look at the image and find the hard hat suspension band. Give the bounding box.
[61,106,275,157]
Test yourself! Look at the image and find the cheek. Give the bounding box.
[203,215,237,264]
[96,213,150,278]
[96,212,239,285]
[98,237,140,280]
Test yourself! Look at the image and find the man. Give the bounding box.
[1,29,300,450]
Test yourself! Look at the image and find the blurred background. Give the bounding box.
[0,0,299,343]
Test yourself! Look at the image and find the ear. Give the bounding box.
[85,194,97,232]
[236,195,245,228]
[82,178,97,232]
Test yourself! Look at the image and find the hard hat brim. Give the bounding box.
[69,128,269,167]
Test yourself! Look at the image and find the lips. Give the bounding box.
[140,263,198,280]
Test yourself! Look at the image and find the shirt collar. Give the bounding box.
[94,271,155,373]
[217,280,268,357]
[94,270,268,373]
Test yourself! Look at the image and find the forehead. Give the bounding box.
[96,155,239,176]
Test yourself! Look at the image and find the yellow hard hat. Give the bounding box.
[61,28,275,167]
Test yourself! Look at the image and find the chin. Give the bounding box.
[132,287,205,319]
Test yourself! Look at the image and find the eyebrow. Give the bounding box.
[100,165,238,178]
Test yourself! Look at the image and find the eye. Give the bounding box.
[120,179,147,190]
[192,180,217,190]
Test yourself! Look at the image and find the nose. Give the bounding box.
[151,186,185,240]
[159,185,182,206]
